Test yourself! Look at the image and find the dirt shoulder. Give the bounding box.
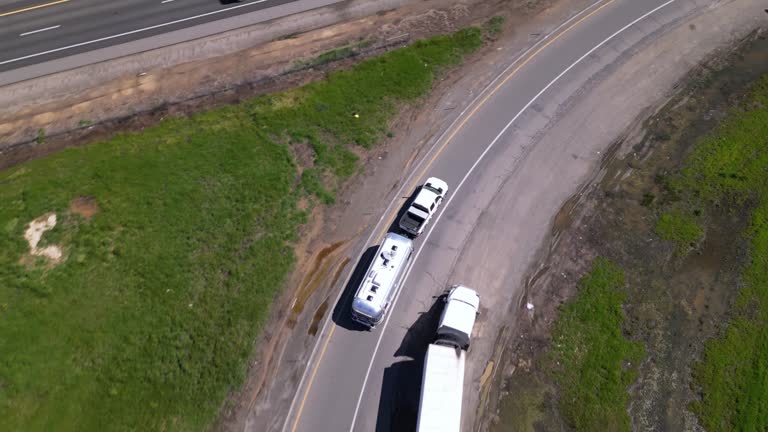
[483,19,768,432]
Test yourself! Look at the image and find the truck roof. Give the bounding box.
[412,189,439,210]
[416,344,465,432]
[412,177,448,210]
[438,285,479,345]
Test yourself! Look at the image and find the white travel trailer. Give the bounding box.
[350,232,414,328]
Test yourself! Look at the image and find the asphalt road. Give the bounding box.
[281,0,729,431]
[0,0,332,72]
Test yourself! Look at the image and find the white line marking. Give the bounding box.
[280,1,614,430]
[1,0,270,65]
[348,0,677,430]
[161,0,175,4]
[19,25,60,37]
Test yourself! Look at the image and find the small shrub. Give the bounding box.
[655,211,703,249]
[641,192,655,207]
[485,16,506,37]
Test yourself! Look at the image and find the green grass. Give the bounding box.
[0,27,483,432]
[549,258,644,432]
[679,75,768,203]
[683,75,768,431]
[655,210,703,250]
[485,16,506,37]
[293,39,374,70]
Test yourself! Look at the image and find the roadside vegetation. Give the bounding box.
[0,27,483,431]
[654,210,703,252]
[549,259,644,431]
[485,16,506,37]
[680,75,768,432]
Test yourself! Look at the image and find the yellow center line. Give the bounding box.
[290,325,336,432]
[372,0,615,245]
[0,0,69,18]
[289,1,615,430]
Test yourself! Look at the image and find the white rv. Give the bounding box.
[350,232,414,328]
[416,285,480,432]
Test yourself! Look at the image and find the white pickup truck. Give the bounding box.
[399,177,448,237]
[416,285,480,432]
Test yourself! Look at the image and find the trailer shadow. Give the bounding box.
[332,246,378,331]
[375,294,446,432]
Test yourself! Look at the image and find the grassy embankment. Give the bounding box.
[679,75,768,432]
[0,28,483,431]
[548,259,644,431]
[546,76,768,432]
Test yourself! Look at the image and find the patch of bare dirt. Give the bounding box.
[69,196,99,219]
[290,142,316,169]
[22,213,63,265]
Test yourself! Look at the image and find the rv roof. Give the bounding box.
[353,233,413,314]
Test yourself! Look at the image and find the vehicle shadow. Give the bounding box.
[332,245,378,331]
[375,294,446,432]
[219,0,241,4]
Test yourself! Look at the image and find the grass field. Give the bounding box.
[549,258,644,432]
[680,75,768,432]
[0,28,483,431]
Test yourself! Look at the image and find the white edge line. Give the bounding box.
[279,0,613,430]
[0,0,271,65]
[347,0,678,430]
[161,0,175,4]
[19,25,61,37]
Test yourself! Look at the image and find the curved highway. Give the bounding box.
[281,0,727,431]
[0,0,335,72]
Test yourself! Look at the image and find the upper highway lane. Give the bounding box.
[0,0,319,72]
[281,0,721,431]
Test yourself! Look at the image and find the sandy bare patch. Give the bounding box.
[23,213,63,263]
[69,196,99,219]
